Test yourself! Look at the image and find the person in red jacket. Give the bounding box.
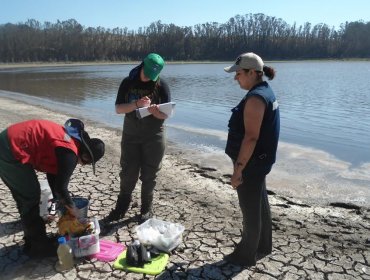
[0,118,105,258]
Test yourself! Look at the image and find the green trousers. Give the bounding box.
[0,129,41,218]
[116,131,165,214]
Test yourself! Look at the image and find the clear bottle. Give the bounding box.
[55,236,74,272]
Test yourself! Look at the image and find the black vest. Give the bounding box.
[225,82,280,172]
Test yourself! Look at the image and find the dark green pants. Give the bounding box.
[0,129,41,218]
[0,129,49,245]
[117,132,165,207]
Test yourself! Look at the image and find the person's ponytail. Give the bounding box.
[263,66,275,80]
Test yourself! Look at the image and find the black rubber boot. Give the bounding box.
[103,195,131,224]
[140,194,153,223]
[223,244,256,267]
[22,206,58,258]
[24,236,58,258]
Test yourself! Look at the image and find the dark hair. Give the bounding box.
[128,62,144,80]
[243,66,276,81]
[127,62,161,103]
[262,66,275,80]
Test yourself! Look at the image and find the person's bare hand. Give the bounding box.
[148,104,160,116]
[65,205,79,218]
[231,172,243,189]
[137,96,151,107]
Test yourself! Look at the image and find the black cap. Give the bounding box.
[81,134,105,174]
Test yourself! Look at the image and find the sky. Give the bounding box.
[1,0,369,31]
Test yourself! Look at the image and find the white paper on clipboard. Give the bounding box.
[136,102,176,119]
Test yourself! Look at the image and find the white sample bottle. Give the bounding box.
[55,236,74,272]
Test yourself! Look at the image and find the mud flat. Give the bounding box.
[0,96,369,279]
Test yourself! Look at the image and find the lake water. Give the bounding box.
[0,62,369,206]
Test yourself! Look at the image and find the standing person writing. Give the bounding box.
[223,52,280,266]
[0,118,105,258]
[104,53,171,224]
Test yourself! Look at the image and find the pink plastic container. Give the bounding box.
[90,239,125,262]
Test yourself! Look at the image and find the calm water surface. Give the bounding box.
[0,62,369,205]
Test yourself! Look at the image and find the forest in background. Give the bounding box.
[0,13,369,63]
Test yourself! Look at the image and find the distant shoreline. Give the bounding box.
[0,61,226,68]
[1,58,370,69]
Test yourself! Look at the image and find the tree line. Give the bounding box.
[0,13,369,63]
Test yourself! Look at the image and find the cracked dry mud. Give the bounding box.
[0,97,369,280]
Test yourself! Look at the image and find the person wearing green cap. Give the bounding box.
[104,53,171,224]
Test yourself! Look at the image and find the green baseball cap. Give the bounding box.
[143,53,164,81]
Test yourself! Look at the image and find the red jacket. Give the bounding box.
[7,120,80,174]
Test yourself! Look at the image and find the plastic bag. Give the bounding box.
[39,180,56,222]
[135,218,185,252]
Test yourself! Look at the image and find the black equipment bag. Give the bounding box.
[126,243,150,267]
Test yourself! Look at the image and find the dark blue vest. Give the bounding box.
[225,81,280,173]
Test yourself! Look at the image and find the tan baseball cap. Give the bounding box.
[224,52,264,72]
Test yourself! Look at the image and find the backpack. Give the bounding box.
[126,243,151,267]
